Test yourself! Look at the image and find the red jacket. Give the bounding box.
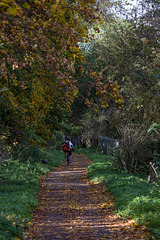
[63,143,71,152]
[63,141,73,152]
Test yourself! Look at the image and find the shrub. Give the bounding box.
[116,123,154,173]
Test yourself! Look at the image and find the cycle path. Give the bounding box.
[25,153,150,240]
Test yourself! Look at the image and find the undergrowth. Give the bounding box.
[78,148,160,240]
[0,148,64,240]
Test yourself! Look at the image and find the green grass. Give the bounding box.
[0,149,64,240]
[78,148,160,240]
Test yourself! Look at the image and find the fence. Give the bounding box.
[98,136,119,155]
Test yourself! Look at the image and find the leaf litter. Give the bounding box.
[24,153,154,240]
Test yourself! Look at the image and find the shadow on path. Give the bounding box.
[25,153,150,240]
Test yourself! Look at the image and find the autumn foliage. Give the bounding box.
[0,0,99,144]
[0,0,123,147]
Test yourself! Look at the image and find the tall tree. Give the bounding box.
[0,0,100,146]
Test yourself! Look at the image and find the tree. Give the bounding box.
[70,0,160,171]
[0,0,101,147]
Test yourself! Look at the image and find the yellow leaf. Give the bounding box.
[0,1,9,7]
[7,6,17,15]
[12,222,16,227]
[2,20,9,24]
[22,3,30,9]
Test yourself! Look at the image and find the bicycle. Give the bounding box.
[66,151,71,166]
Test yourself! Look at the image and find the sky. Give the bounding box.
[128,0,138,6]
[124,0,139,10]
[121,0,144,19]
[103,0,145,20]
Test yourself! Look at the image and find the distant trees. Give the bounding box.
[70,0,160,171]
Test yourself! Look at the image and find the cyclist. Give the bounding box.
[63,138,73,163]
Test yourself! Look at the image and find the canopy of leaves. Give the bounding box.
[0,0,101,147]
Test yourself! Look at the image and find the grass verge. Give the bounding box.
[0,149,64,240]
[77,148,160,240]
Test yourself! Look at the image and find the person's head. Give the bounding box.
[66,137,69,141]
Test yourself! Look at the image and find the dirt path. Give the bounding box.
[25,153,150,240]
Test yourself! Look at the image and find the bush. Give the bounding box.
[116,123,154,173]
[12,144,45,163]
